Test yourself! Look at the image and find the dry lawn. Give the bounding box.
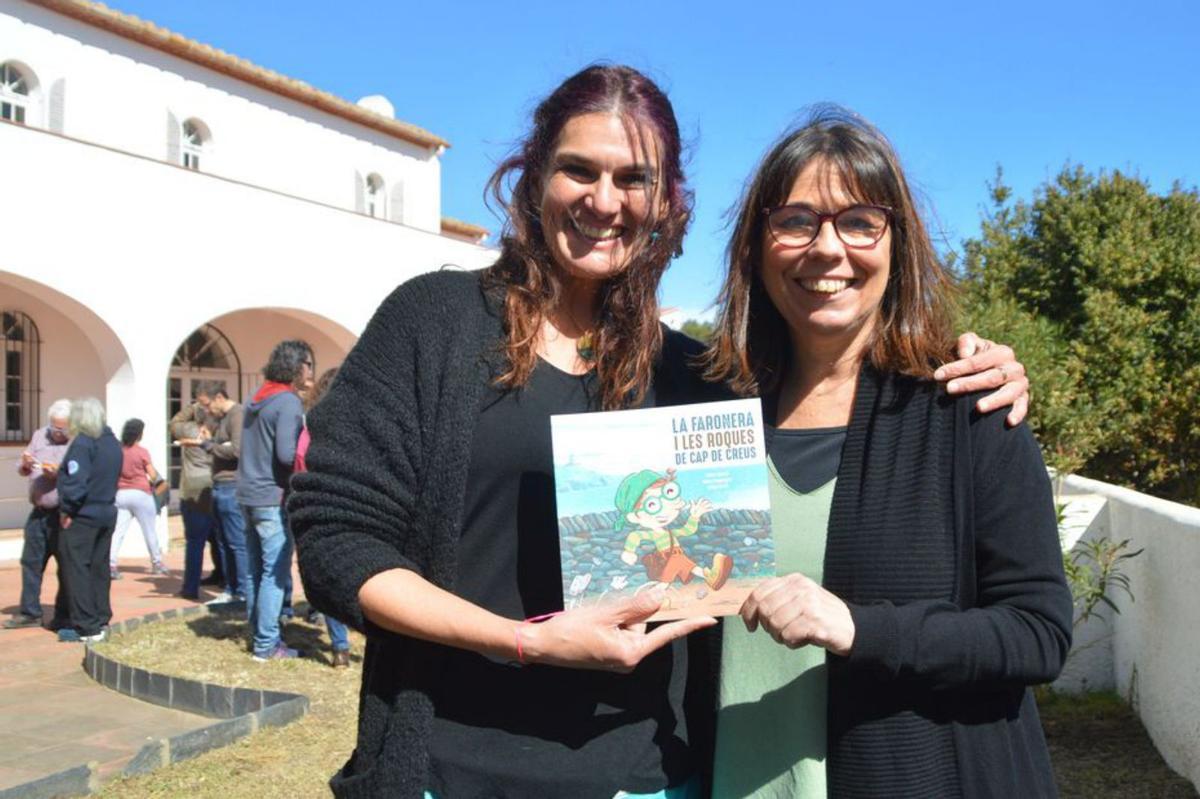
[91,614,1197,797]
[94,609,362,798]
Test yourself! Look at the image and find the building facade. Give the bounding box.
[0,0,496,551]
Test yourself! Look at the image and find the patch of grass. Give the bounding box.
[1039,690,1197,797]
[93,616,1197,797]
[94,609,363,798]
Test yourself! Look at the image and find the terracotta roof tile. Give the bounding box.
[440,216,489,241]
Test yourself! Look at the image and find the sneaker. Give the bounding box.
[81,630,108,644]
[200,572,224,586]
[3,613,42,629]
[109,568,121,580]
[151,562,171,576]
[252,643,300,662]
[178,590,199,601]
[205,591,235,605]
[57,628,82,643]
[704,553,733,591]
[332,650,351,668]
[305,608,324,625]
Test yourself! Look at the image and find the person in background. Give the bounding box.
[238,339,312,661]
[172,382,225,587]
[172,415,215,600]
[293,367,352,668]
[202,388,246,603]
[109,418,167,579]
[4,399,72,630]
[56,397,122,643]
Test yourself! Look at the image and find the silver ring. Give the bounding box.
[996,364,1008,382]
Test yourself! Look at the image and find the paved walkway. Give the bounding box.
[0,517,222,790]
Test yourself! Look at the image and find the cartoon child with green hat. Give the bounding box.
[616,468,733,592]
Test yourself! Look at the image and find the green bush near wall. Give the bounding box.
[959,166,1200,506]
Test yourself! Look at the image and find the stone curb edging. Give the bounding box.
[0,604,310,798]
[0,764,95,799]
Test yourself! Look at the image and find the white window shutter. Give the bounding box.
[354,171,365,213]
[389,181,405,224]
[167,111,180,164]
[48,79,65,132]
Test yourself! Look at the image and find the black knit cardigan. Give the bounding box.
[288,269,723,798]
[701,364,1073,798]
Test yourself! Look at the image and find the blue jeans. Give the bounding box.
[212,483,247,598]
[180,500,215,597]
[242,505,293,657]
[326,615,349,652]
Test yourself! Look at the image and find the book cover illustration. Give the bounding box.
[551,397,774,621]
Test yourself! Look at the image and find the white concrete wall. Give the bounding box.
[2,2,442,231]
[0,120,496,532]
[1057,474,1200,792]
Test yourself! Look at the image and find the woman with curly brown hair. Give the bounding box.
[288,69,1031,798]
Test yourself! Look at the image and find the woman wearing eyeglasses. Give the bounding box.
[288,68,1033,798]
[703,106,1071,798]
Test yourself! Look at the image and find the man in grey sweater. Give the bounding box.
[237,340,313,661]
[203,388,246,602]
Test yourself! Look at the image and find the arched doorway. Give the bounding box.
[166,323,242,490]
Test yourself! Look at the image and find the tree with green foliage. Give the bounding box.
[961,166,1200,506]
[679,318,714,343]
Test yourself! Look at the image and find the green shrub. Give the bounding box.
[961,167,1200,505]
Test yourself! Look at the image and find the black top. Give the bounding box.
[429,361,690,797]
[765,425,847,493]
[57,427,123,527]
[288,269,722,799]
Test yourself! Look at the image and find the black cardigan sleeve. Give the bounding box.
[288,279,433,632]
[845,407,1074,689]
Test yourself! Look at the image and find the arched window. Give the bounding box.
[1,311,41,442]
[181,118,210,170]
[0,62,32,125]
[167,323,241,488]
[171,323,239,372]
[365,173,386,218]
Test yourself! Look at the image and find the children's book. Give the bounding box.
[551,397,774,621]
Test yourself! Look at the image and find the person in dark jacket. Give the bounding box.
[237,339,312,661]
[703,106,1072,797]
[55,397,123,643]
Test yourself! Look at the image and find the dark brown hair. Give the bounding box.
[303,367,339,413]
[704,105,956,396]
[483,64,693,409]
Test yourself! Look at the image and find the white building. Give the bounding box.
[0,0,497,551]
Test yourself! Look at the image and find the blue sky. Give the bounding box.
[109,0,1200,319]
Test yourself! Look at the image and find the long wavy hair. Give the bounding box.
[483,64,693,409]
[703,105,957,396]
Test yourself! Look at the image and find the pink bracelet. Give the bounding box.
[513,611,564,666]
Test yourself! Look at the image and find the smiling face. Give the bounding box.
[627,479,685,529]
[540,112,660,287]
[760,159,892,355]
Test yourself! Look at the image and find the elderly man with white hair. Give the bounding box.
[4,399,73,629]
